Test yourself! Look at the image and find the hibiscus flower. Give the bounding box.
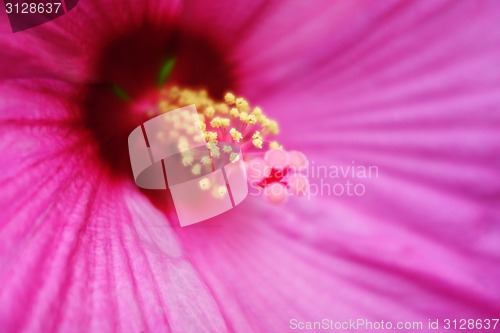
[1,1,499,333]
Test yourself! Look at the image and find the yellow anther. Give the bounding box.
[229,128,242,142]
[190,112,200,121]
[182,154,194,166]
[223,145,232,153]
[200,155,211,165]
[252,107,263,117]
[252,131,263,149]
[215,103,229,114]
[267,120,280,135]
[186,126,197,135]
[239,112,249,123]
[148,87,283,157]
[247,114,257,125]
[194,133,205,143]
[177,136,188,149]
[224,92,236,105]
[260,116,270,127]
[229,152,240,163]
[208,142,221,158]
[211,149,220,158]
[168,86,180,99]
[159,100,169,112]
[229,108,239,118]
[210,117,230,128]
[212,185,228,198]
[180,110,191,120]
[255,113,266,122]
[269,141,283,150]
[204,106,215,118]
[252,138,263,149]
[191,163,201,175]
[199,178,210,190]
[205,131,218,143]
[235,98,249,112]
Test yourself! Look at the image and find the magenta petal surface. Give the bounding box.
[1,0,500,332]
[0,121,227,332]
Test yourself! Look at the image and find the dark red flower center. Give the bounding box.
[81,23,235,181]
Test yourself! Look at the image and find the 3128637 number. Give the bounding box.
[5,2,62,14]
[443,318,499,330]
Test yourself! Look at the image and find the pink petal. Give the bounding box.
[264,149,289,170]
[288,150,308,170]
[1,1,500,332]
[246,158,270,183]
[194,0,500,327]
[287,174,309,196]
[263,182,288,205]
[0,121,227,332]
